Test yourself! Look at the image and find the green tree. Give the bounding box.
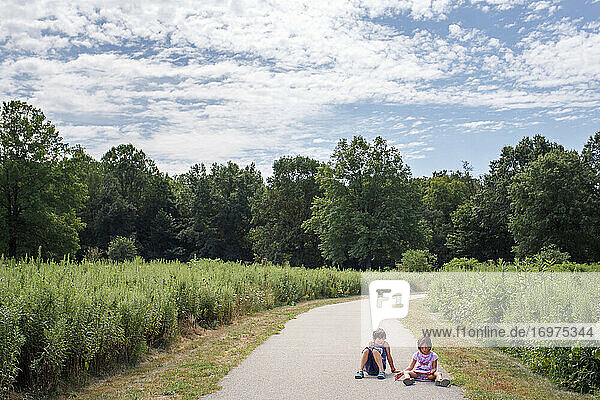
[508,150,600,261]
[204,162,263,261]
[304,136,425,268]
[447,199,488,260]
[582,133,600,247]
[447,135,563,261]
[0,101,86,258]
[421,169,476,265]
[582,132,600,186]
[70,145,102,258]
[250,156,324,267]
[82,144,178,259]
[175,161,263,261]
[399,249,437,272]
[173,163,211,260]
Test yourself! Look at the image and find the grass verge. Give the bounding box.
[402,297,595,400]
[13,296,359,400]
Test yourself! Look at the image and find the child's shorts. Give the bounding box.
[363,347,386,376]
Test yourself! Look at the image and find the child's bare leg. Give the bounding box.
[359,349,370,370]
[403,370,417,379]
[424,373,436,381]
[396,370,417,383]
[434,371,451,386]
[372,350,385,371]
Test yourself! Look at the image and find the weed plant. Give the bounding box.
[0,257,360,393]
[428,258,600,393]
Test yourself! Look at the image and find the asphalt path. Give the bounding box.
[202,298,466,400]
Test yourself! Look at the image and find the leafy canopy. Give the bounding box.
[175,161,263,261]
[508,149,600,261]
[447,135,563,261]
[0,100,86,258]
[250,155,324,267]
[81,144,177,259]
[304,136,425,268]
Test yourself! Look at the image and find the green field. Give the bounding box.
[0,258,360,393]
[427,259,600,394]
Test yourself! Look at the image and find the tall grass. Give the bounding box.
[428,259,600,393]
[0,257,360,393]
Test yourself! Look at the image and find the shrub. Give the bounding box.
[536,244,571,264]
[398,249,437,272]
[441,257,487,271]
[505,347,600,394]
[107,236,137,262]
[514,245,572,271]
[428,270,600,394]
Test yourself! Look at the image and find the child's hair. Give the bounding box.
[417,335,432,349]
[372,328,386,340]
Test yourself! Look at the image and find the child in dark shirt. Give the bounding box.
[355,328,398,380]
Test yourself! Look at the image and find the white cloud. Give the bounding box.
[554,115,581,121]
[530,1,551,11]
[509,29,600,88]
[358,0,458,20]
[546,107,573,115]
[456,120,505,130]
[470,0,525,11]
[400,143,436,160]
[0,0,598,176]
[448,23,462,36]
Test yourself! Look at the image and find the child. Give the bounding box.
[355,328,398,379]
[395,335,450,387]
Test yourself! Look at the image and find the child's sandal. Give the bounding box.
[436,378,450,387]
[355,370,364,379]
[403,377,415,386]
[377,371,386,379]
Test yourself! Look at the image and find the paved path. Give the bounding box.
[203,299,465,400]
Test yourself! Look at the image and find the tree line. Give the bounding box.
[1,100,599,268]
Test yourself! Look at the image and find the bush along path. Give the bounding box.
[427,269,600,395]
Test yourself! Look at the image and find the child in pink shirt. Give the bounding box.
[395,336,450,387]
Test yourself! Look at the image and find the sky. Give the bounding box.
[1,0,599,178]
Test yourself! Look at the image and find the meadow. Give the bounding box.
[3,254,600,396]
[0,257,360,393]
[427,258,600,394]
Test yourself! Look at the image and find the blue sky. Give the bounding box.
[1,0,599,178]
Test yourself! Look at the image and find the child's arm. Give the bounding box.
[405,358,416,372]
[384,342,397,372]
[430,359,438,374]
